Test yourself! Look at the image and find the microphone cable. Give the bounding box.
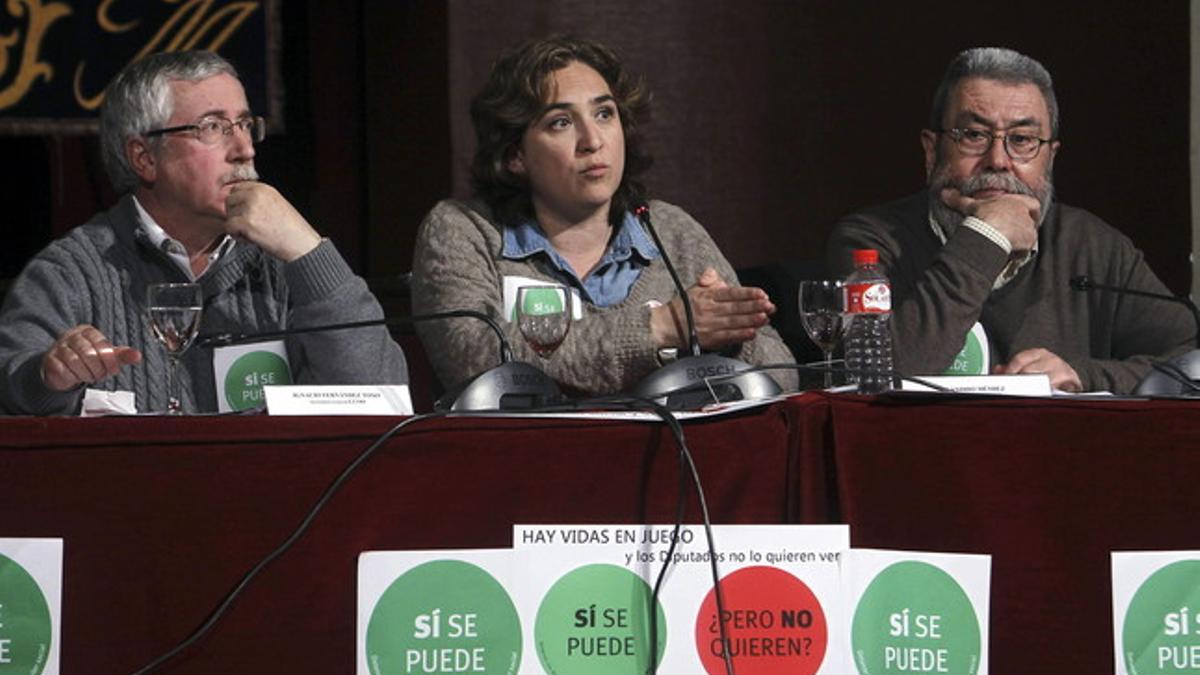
[128,395,739,675]
[554,394,736,675]
[633,360,955,404]
[1148,359,1200,395]
[128,411,450,675]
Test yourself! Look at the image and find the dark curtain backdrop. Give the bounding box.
[0,1,1190,297]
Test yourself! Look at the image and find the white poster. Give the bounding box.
[841,548,991,675]
[513,523,849,674]
[1112,550,1200,675]
[358,549,521,675]
[0,538,62,675]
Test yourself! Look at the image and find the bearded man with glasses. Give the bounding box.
[0,50,407,414]
[826,47,1193,394]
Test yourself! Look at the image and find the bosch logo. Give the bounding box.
[687,364,737,379]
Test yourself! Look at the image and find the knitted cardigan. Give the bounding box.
[0,195,408,414]
[411,199,797,395]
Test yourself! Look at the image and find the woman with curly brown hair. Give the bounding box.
[412,35,795,396]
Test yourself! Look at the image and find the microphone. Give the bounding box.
[195,310,564,411]
[628,204,782,409]
[1069,275,1200,395]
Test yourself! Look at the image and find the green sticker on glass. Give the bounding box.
[535,563,667,674]
[365,559,521,675]
[0,553,52,675]
[944,325,986,375]
[521,288,565,316]
[223,350,291,410]
[851,561,980,675]
[1122,559,1200,674]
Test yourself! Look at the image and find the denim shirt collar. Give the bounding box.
[501,210,659,275]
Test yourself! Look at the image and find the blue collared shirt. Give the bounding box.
[501,211,660,307]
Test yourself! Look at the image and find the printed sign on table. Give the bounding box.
[213,340,292,412]
[513,524,849,674]
[842,548,990,675]
[0,538,62,675]
[1113,551,1200,675]
[943,322,990,376]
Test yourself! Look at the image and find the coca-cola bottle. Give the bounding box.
[843,249,895,393]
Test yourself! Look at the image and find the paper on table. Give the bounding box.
[80,388,137,416]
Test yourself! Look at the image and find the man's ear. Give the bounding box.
[1047,138,1061,166]
[127,137,156,183]
[920,129,938,180]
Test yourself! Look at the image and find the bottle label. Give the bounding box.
[845,282,891,313]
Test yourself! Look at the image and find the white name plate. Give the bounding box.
[264,385,413,415]
[901,374,1052,397]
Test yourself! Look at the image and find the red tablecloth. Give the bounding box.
[4,393,1200,673]
[784,392,1200,675]
[0,405,796,674]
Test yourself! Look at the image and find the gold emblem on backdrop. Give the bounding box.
[0,0,72,109]
[0,0,278,134]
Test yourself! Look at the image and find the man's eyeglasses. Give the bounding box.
[145,115,266,145]
[937,127,1053,162]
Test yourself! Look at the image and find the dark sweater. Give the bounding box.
[827,191,1194,393]
[0,195,408,414]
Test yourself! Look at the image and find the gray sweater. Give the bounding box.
[412,199,797,395]
[0,195,408,415]
[827,191,1194,393]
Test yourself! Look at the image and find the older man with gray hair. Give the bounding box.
[0,50,407,414]
[827,47,1193,393]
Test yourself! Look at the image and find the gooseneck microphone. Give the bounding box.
[195,310,564,411]
[1069,276,1200,348]
[628,204,782,409]
[1070,275,1200,395]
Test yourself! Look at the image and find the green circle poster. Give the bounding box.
[852,561,980,675]
[535,564,666,674]
[1123,559,1200,674]
[0,552,52,675]
[365,560,521,675]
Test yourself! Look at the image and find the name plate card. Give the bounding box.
[1112,551,1200,675]
[265,385,413,415]
[842,549,991,675]
[0,538,62,675]
[900,374,1052,397]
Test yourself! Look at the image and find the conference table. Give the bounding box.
[1,392,1197,673]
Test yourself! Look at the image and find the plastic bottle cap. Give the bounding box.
[853,249,879,265]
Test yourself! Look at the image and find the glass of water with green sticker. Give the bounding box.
[147,282,203,414]
[516,285,571,358]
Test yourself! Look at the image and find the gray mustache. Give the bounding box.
[957,173,1036,198]
[222,165,259,184]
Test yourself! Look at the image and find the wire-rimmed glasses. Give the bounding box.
[936,127,1053,162]
[146,115,266,145]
